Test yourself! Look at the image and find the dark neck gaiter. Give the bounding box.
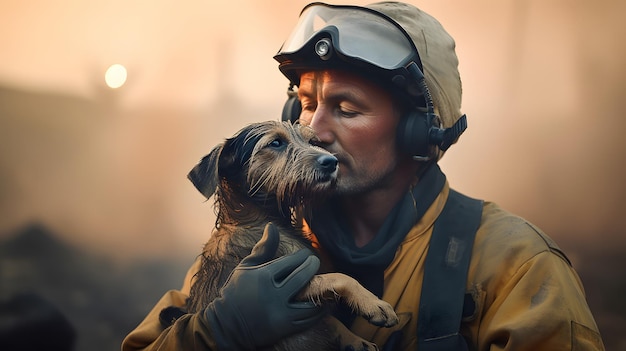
[309,164,446,325]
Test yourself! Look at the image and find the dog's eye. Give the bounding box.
[269,138,284,149]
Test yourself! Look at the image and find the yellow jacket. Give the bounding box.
[122,183,604,350]
[347,184,604,350]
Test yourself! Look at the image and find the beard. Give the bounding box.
[334,161,398,196]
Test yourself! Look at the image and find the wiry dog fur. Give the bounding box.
[187,121,398,351]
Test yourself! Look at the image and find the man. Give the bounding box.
[122,2,604,350]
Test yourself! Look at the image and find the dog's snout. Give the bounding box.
[317,154,338,172]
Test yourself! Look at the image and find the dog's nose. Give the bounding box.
[317,154,338,172]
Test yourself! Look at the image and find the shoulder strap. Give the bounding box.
[417,189,483,350]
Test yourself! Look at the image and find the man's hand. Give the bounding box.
[204,222,325,350]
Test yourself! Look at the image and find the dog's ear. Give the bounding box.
[187,144,223,199]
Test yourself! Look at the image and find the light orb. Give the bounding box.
[105,64,127,89]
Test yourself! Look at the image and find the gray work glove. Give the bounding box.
[204,222,325,350]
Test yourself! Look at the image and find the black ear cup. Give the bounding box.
[397,110,468,160]
[397,110,432,159]
[281,95,302,123]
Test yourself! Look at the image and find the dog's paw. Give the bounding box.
[362,300,399,328]
[303,272,399,328]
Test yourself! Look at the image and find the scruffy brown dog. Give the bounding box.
[187,120,398,351]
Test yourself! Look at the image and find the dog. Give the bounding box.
[186,120,398,351]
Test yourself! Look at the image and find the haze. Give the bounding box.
[1,0,625,264]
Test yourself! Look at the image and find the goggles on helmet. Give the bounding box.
[274,2,426,107]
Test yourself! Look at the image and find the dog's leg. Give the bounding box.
[303,273,399,327]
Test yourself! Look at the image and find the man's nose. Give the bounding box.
[306,107,333,145]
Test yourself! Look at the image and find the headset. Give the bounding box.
[280,59,466,162]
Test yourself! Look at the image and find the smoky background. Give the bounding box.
[1,1,624,350]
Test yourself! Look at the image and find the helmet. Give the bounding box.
[274,2,465,160]
[366,2,463,138]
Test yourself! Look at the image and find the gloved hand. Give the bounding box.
[204,222,325,350]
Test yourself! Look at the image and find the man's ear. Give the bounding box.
[187,144,223,199]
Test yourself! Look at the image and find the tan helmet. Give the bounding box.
[366,2,463,153]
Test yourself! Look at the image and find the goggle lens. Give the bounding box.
[277,3,419,71]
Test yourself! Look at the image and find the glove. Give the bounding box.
[204,222,325,350]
